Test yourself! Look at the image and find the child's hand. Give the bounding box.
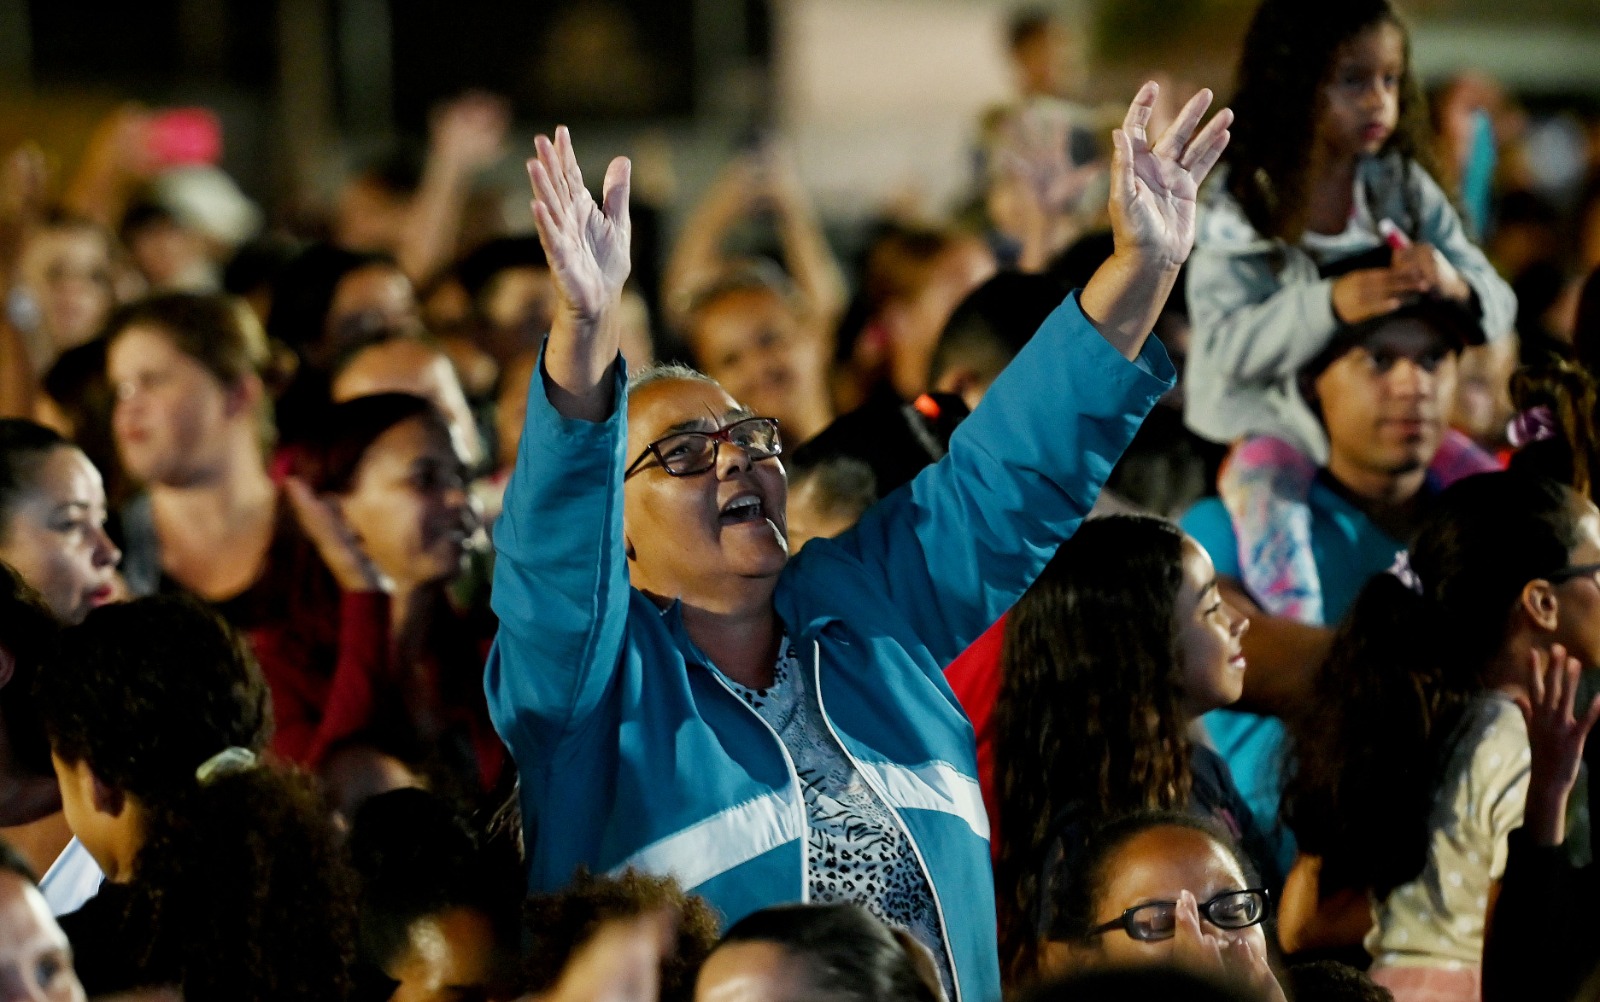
[1331,267,1429,324]
[1392,243,1471,303]
[1515,643,1600,847]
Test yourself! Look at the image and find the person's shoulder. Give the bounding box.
[1447,693,1532,796]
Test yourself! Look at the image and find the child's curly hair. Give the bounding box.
[1223,0,1439,243]
[521,867,723,1002]
[38,596,358,1001]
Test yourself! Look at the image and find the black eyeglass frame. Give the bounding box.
[624,416,783,478]
[1084,888,1271,943]
[1549,562,1600,585]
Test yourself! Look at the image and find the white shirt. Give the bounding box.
[39,836,104,916]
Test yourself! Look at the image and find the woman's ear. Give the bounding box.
[224,372,265,421]
[1520,579,1561,632]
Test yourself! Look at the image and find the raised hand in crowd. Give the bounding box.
[1514,642,1600,847]
[398,91,513,283]
[994,102,1105,272]
[1080,81,1231,357]
[526,125,632,420]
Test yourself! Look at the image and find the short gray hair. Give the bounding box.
[625,361,719,397]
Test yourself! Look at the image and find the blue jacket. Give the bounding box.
[485,293,1174,1002]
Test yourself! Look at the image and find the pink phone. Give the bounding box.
[144,108,222,169]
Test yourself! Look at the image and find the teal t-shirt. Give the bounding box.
[1180,477,1408,875]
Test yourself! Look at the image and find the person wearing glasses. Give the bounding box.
[1281,472,1600,1001]
[1034,810,1287,1001]
[485,82,1231,1002]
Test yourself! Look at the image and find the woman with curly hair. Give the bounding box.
[41,595,358,1000]
[1281,473,1600,1000]
[993,515,1263,986]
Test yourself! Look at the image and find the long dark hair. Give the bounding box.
[36,596,357,1000]
[0,561,57,777]
[1223,0,1438,242]
[1282,473,1585,896]
[994,516,1193,985]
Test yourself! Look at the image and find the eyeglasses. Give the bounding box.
[625,416,782,478]
[1550,562,1600,586]
[1086,888,1270,942]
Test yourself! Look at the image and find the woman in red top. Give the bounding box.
[291,392,505,803]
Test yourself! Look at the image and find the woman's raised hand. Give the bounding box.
[1109,82,1232,272]
[1516,643,1600,846]
[527,126,632,331]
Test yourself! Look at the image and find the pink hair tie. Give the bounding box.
[1507,405,1557,449]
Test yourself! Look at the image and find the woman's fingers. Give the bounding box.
[1180,107,1234,182]
[1546,652,1565,715]
[1153,87,1213,161]
[555,125,586,207]
[601,155,633,233]
[533,133,567,205]
[528,158,566,224]
[1581,693,1600,735]
[1109,128,1139,214]
[1121,81,1159,146]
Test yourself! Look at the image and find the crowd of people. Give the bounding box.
[2,0,1600,999]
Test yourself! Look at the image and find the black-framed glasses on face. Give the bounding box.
[625,416,782,478]
[1086,888,1270,943]
[1550,562,1600,586]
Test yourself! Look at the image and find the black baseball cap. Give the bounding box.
[1301,296,1485,384]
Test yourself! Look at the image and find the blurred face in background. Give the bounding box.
[327,263,421,350]
[0,869,86,1002]
[1449,337,1518,451]
[333,339,485,470]
[1313,318,1459,483]
[335,176,411,255]
[885,238,996,401]
[0,446,119,624]
[337,415,475,591]
[16,224,117,355]
[109,325,241,488]
[688,287,830,444]
[494,352,539,472]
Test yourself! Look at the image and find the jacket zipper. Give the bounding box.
[808,639,964,1002]
[703,669,810,904]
